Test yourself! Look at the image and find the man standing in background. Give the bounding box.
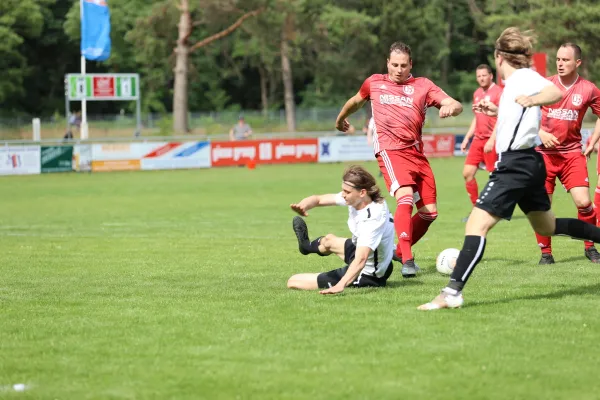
[229,116,253,141]
[461,65,503,210]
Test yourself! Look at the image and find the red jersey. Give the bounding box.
[359,74,449,154]
[539,75,600,154]
[473,83,503,139]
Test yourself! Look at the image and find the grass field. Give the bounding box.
[1,158,600,399]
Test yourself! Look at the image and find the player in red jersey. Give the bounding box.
[535,43,600,264]
[461,65,503,209]
[335,42,463,278]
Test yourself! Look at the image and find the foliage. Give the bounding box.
[2,0,600,116]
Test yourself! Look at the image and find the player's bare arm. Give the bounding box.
[461,117,477,152]
[336,92,368,131]
[515,84,563,108]
[438,98,463,118]
[584,118,600,157]
[484,126,496,153]
[320,246,370,295]
[538,129,560,149]
[290,194,338,216]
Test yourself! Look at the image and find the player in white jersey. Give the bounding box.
[287,165,395,294]
[419,27,600,310]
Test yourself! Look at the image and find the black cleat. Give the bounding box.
[401,259,420,278]
[292,216,310,255]
[393,252,402,263]
[538,254,555,265]
[585,247,600,263]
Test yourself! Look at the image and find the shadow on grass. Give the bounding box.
[467,283,600,308]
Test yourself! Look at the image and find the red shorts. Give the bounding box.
[465,137,497,172]
[541,151,589,194]
[376,147,436,207]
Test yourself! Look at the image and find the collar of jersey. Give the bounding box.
[385,74,414,85]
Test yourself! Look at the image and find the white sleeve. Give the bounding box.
[334,192,346,206]
[526,70,553,95]
[356,218,385,250]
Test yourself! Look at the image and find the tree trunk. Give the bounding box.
[280,14,296,132]
[173,0,191,134]
[259,64,268,117]
[441,1,452,87]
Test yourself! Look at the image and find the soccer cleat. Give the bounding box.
[401,259,420,278]
[538,253,555,265]
[292,216,310,255]
[418,288,464,310]
[584,247,600,263]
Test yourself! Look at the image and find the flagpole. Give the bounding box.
[80,0,89,140]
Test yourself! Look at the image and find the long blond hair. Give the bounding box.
[495,27,536,69]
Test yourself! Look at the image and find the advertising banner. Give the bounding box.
[318,136,375,163]
[422,134,455,157]
[211,139,318,167]
[0,146,41,175]
[91,142,148,172]
[140,141,211,170]
[41,146,73,173]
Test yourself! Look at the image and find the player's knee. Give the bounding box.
[321,234,336,248]
[575,200,592,209]
[287,276,299,289]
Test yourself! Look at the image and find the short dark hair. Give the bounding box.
[476,64,493,74]
[389,42,412,60]
[560,43,582,60]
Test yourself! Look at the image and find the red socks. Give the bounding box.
[465,179,479,205]
[395,195,413,262]
[577,203,596,249]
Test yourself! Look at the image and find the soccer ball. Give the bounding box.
[436,248,460,275]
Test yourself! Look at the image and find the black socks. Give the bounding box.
[447,235,487,292]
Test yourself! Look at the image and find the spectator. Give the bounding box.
[64,111,81,141]
[229,116,253,141]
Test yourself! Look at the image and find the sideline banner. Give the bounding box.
[211,139,318,167]
[41,146,73,173]
[0,145,41,175]
[141,141,211,170]
[422,134,455,158]
[318,136,374,163]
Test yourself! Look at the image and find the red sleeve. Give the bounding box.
[359,76,372,100]
[425,80,449,108]
[590,84,600,116]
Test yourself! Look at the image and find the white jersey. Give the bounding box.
[335,193,395,278]
[495,68,553,153]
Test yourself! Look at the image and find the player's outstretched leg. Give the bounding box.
[292,216,325,256]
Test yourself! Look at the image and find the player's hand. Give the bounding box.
[460,138,469,153]
[320,284,345,295]
[515,95,536,108]
[336,118,350,132]
[439,105,458,118]
[474,99,498,116]
[584,145,594,158]
[290,203,309,217]
[539,130,559,148]
[484,138,494,153]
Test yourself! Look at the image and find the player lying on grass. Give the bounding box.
[287,165,395,294]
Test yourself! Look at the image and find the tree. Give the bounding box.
[171,0,264,133]
[0,0,45,110]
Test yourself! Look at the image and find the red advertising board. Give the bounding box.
[422,134,455,157]
[93,76,115,97]
[211,139,318,167]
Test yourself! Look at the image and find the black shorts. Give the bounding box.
[475,148,551,220]
[316,239,393,289]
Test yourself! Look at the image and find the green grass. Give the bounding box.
[1,158,600,399]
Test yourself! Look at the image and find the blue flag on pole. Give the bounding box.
[81,0,111,61]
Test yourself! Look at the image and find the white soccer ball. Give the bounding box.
[436,248,460,275]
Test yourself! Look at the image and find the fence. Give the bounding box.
[0,106,479,141]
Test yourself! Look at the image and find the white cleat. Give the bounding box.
[418,288,464,310]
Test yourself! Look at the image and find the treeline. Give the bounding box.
[2,0,600,132]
